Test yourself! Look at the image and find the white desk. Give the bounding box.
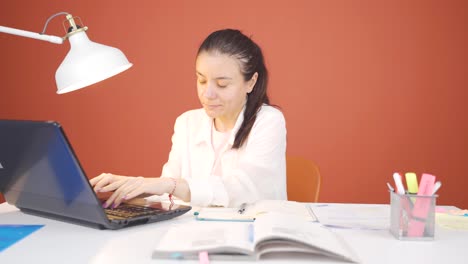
[1,202,467,264]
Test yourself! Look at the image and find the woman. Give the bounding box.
[91,29,287,208]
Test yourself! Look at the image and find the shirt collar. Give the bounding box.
[195,105,246,147]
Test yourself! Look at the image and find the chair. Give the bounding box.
[286,156,321,202]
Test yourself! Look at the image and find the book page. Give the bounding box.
[153,221,255,259]
[311,203,389,230]
[253,212,359,262]
[249,200,317,221]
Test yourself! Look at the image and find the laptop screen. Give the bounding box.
[0,120,108,224]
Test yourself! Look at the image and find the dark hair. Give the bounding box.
[197,29,270,149]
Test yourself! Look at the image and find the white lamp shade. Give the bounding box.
[55,31,133,94]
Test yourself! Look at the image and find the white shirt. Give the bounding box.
[210,123,231,177]
[161,105,287,207]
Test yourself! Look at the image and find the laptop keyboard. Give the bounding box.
[104,204,164,220]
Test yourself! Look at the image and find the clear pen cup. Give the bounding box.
[389,191,437,240]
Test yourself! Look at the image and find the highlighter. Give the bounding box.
[405,172,419,194]
[407,173,436,237]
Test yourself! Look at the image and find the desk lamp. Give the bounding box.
[0,12,133,94]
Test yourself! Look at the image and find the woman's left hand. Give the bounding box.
[90,173,168,208]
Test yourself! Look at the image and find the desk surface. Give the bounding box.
[1,202,467,264]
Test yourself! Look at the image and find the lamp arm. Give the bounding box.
[0,25,63,44]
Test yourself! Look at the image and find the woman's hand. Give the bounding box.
[90,173,170,208]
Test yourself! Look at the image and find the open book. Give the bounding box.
[194,200,317,222]
[153,212,359,262]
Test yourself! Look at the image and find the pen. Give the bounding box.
[238,203,247,214]
[431,181,442,195]
[386,182,395,192]
[393,172,406,195]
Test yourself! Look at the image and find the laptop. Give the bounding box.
[0,120,191,229]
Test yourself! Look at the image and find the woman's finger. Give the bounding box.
[99,178,127,193]
[103,187,124,208]
[91,173,116,191]
[89,173,108,186]
[119,177,146,201]
[103,176,142,208]
[113,177,145,207]
[124,185,147,201]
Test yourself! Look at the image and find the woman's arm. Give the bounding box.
[89,173,191,208]
[89,112,194,208]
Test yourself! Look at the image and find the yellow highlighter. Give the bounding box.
[405,172,419,194]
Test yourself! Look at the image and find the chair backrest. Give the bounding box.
[286,156,321,202]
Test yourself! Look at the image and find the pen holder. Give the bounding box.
[389,191,437,240]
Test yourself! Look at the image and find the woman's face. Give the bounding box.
[196,51,256,127]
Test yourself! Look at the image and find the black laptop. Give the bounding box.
[0,120,191,229]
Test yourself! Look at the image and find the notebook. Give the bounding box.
[153,212,359,262]
[0,120,191,230]
[194,200,317,222]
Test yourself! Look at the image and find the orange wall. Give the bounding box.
[1,0,467,208]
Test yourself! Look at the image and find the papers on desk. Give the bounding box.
[436,209,468,230]
[195,200,317,222]
[0,225,44,252]
[311,204,390,230]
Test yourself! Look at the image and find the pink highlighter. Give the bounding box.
[407,173,436,237]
